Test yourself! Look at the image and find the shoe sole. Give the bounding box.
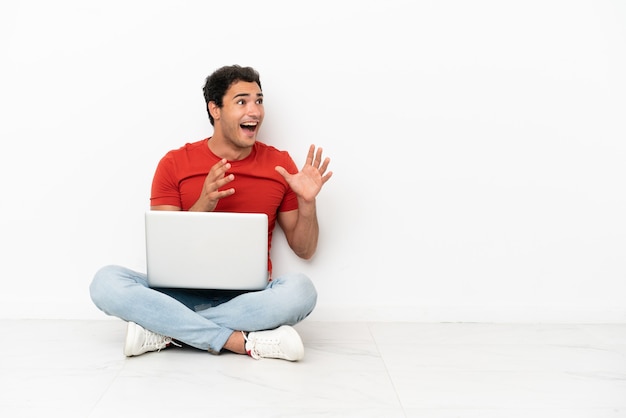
[123,321,139,357]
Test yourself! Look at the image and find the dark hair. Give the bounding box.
[203,65,262,126]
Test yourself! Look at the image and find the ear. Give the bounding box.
[208,101,221,121]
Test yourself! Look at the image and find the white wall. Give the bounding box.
[1,0,624,322]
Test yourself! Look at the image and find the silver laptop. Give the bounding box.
[145,211,269,290]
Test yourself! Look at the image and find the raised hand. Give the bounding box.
[191,158,235,212]
[275,144,332,202]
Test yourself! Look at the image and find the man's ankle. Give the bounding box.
[222,330,247,354]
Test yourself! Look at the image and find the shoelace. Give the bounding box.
[244,332,282,357]
[143,330,181,352]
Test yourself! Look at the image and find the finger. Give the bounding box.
[215,173,234,189]
[213,188,235,199]
[305,144,315,166]
[318,157,330,175]
[209,159,231,179]
[313,147,323,168]
[275,165,290,179]
[212,158,229,170]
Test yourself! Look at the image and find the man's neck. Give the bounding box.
[207,135,253,161]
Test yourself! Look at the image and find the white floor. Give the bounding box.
[1,319,625,417]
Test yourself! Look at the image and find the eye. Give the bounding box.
[256,98,263,105]
[236,99,245,105]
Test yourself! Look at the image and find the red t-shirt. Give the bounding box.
[150,138,299,275]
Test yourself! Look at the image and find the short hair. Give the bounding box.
[202,65,262,126]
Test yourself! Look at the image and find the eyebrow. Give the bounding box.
[233,92,263,99]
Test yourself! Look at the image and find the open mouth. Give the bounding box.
[241,121,258,133]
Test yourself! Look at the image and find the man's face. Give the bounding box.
[213,80,264,149]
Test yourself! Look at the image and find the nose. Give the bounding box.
[247,102,263,118]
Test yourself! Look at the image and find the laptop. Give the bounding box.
[145,211,269,290]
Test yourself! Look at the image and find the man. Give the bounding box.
[90,65,332,361]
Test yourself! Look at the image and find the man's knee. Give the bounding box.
[89,264,125,311]
[276,273,318,318]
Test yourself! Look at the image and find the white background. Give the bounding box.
[1,0,624,322]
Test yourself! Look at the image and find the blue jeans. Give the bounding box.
[89,265,317,353]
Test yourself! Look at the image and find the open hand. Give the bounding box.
[275,144,332,202]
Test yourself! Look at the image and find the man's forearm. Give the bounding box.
[290,200,319,259]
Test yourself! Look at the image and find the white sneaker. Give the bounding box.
[124,321,177,357]
[245,325,304,361]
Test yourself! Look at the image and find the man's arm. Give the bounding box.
[277,203,319,260]
[275,145,332,260]
[151,205,181,211]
